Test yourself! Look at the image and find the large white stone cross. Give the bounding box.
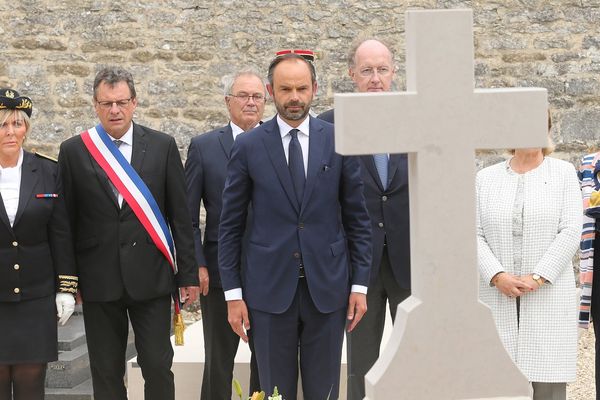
[335,9,547,400]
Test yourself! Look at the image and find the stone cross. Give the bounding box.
[335,9,547,400]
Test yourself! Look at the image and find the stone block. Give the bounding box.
[561,109,600,142]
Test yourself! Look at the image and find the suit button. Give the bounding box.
[13,264,19,270]
[298,223,304,229]
[132,242,137,247]
[382,195,388,202]
[12,241,18,247]
[13,288,20,294]
[293,252,301,259]
[378,222,384,228]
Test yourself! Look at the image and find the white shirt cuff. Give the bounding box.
[351,284,368,294]
[224,288,243,301]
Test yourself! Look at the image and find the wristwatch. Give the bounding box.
[532,274,545,287]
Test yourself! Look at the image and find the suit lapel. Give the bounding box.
[0,192,12,231]
[13,152,38,227]
[262,119,300,214]
[362,154,385,191]
[301,118,326,212]
[218,125,234,159]
[130,123,147,173]
[388,154,408,188]
[83,130,120,208]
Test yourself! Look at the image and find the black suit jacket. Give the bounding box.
[184,124,234,288]
[0,151,76,301]
[58,123,198,302]
[319,109,410,288]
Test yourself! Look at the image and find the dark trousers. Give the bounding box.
[82,294,174,400]
[250,279,346,400]
[200,287,260,400]
[347,248,411,400]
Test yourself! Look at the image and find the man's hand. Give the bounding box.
[198,266,209,296]
[347,292,367,332]
[227,299,250,343]
[180,286,200,308]
[492,272,534,298]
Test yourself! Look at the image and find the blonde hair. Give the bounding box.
[0,109,31,138]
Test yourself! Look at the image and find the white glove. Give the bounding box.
[56,293,76,326]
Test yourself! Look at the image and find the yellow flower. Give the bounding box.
[250,391,266,400]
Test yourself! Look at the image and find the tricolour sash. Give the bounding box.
[80,124,186,344]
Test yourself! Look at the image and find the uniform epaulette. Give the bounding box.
[34,151,58,163]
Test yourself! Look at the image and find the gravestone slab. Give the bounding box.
[335,9,547,400]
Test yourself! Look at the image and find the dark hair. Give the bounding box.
[267,53,317,86]
[93,67,137,100]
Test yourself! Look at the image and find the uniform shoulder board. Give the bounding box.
[34,151,58,163]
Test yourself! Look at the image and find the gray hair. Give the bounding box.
[93,66,137,100]
[347,36,395,69]
[222,68,267,96]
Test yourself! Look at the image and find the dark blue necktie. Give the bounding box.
[288,129,305,207]
[373,153,388,190]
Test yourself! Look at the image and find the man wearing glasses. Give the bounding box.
[319,38,411,400]
[58,66,199,400]
[185,68,265,399]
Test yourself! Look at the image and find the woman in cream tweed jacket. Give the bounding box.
[476,144,581,399]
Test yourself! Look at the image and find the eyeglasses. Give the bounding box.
[358,66,394,78]
[228,93,266,103]
[95,98,133,110]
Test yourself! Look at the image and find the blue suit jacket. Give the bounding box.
[218,116,372,314]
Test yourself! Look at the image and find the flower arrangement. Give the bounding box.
[233,379,282,400]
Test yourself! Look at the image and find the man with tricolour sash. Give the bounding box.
[58,66,199,400]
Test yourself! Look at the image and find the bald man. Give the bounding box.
[318,38,411,400]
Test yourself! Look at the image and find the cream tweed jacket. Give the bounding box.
[476,157,581,382]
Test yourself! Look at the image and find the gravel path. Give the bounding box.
[570,326,595,399]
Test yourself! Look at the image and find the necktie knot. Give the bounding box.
[113,139,123,148]
[289,129,299,140]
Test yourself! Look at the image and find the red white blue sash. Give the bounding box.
[80,124,176,271]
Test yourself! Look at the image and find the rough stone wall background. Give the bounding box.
[3,0,600,166]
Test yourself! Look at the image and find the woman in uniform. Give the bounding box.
[0,89,77,399]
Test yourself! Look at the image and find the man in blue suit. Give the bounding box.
[218,53,372,400]
[185,68,265,399]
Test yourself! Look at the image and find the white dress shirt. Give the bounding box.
[276,115,309,175]
[0,149,23,226]
[230,121,245,140]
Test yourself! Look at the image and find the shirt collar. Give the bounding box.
[229,120,262,141]
[277,115,310,138]
[105,123,134,146]
[119,124,134,146]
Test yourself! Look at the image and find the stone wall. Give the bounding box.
[2,0,599,165]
